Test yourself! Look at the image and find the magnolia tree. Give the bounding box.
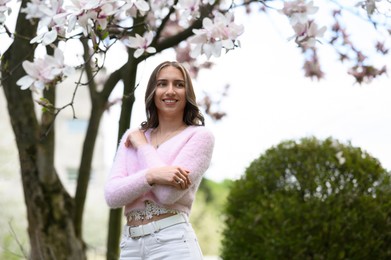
[0,0,389,259]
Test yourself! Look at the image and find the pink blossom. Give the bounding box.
[17,48,75,91]
[281,0,318,25]
[30,30,58,45]
[292,21,326,48]
[175,0,201,23]
[121,0,150,17]
[189,11,244,59]
[21,0,67,44]
[66,0,117,35]
[124,31,156,58]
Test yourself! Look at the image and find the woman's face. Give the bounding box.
[154,66,187,118]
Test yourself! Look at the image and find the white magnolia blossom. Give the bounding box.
[122,0,150,17]
[175,0,201,23]
[66,0,102,35]
[21,0,67,43]
[281,0,318,25]
[13,0,245,90]
[189,11,244,59]
[16,48,75,91]
[292,21,327,47]
[21,0,49,20]
[30,29,58,45]
[0,0,12,25]
[280,0,325,47]
[124,31,156,58]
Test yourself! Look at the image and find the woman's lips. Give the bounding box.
[163,99,177,104]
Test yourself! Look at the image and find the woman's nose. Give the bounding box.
[165,84,176,94]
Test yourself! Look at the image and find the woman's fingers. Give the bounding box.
[124,130,147,148]
[124,137,131,148]
[177,168,191,185]
[173,169,191,189]
[173,177,186,189]
[181,169,191,186]
[148,166,191,189]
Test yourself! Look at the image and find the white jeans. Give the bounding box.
[119,222,203,260]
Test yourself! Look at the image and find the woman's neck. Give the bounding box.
[156,115,186,133]
[152,119,187,148]
[156,120,186,134]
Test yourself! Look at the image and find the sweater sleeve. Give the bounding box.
[104,130,154,208]
[152,127,215,205]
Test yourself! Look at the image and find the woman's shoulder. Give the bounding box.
[119,127,142,144]
[186,125,214,141]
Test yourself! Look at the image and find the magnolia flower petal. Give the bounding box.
[317,26,327,37]
[309,38,318,47]
[54,48,65,64]
[127,36,140,48]
[67,15,77,32]
[211,42,222,57]
[30,33,44,44]
[22,61,39,77]
[63,66,75,77]
[202,17,213,30]
[146,47,156,54]
[190,44,202,58]
[51,67,63,77]
[17,76,35,90]
[189,33,207,44]
[42,30,58,45]
[135,0,150,12]
[144,31,154,45]
[34,80,45,90]
[134,49,144,58]
[203,43,213,59]
[221,39,234,49]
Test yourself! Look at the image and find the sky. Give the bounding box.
[102,4,391,182]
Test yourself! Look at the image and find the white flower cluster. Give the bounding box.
[16,48,75,92]
[0,0,12,26]
[3,0,244,91]
[280,0,326,48]
[189,11,244,59]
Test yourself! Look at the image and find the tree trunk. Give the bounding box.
[106,55,138,260]
[1,1,86,259]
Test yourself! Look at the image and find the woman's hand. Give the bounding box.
[146,166,191,190]
[125,130,147,148]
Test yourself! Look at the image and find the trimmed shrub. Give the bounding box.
[221,137,391,260]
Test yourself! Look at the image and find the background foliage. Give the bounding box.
[221,136,391,260]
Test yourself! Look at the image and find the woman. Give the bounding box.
[104,61,215,259]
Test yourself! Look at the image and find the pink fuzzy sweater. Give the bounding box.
[104,126,215,217]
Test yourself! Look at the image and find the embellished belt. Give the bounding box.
[123,214,187,238]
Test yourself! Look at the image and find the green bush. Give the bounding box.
[221,137,391,260]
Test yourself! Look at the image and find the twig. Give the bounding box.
[7,219,28,259]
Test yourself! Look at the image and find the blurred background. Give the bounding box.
[1,1,391,259]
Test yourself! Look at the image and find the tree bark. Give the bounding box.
[1,1,86,259]
[106,55,138,260]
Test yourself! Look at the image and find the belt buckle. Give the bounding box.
[128,226,141,239]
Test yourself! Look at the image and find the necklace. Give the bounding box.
[154,125,186,148]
